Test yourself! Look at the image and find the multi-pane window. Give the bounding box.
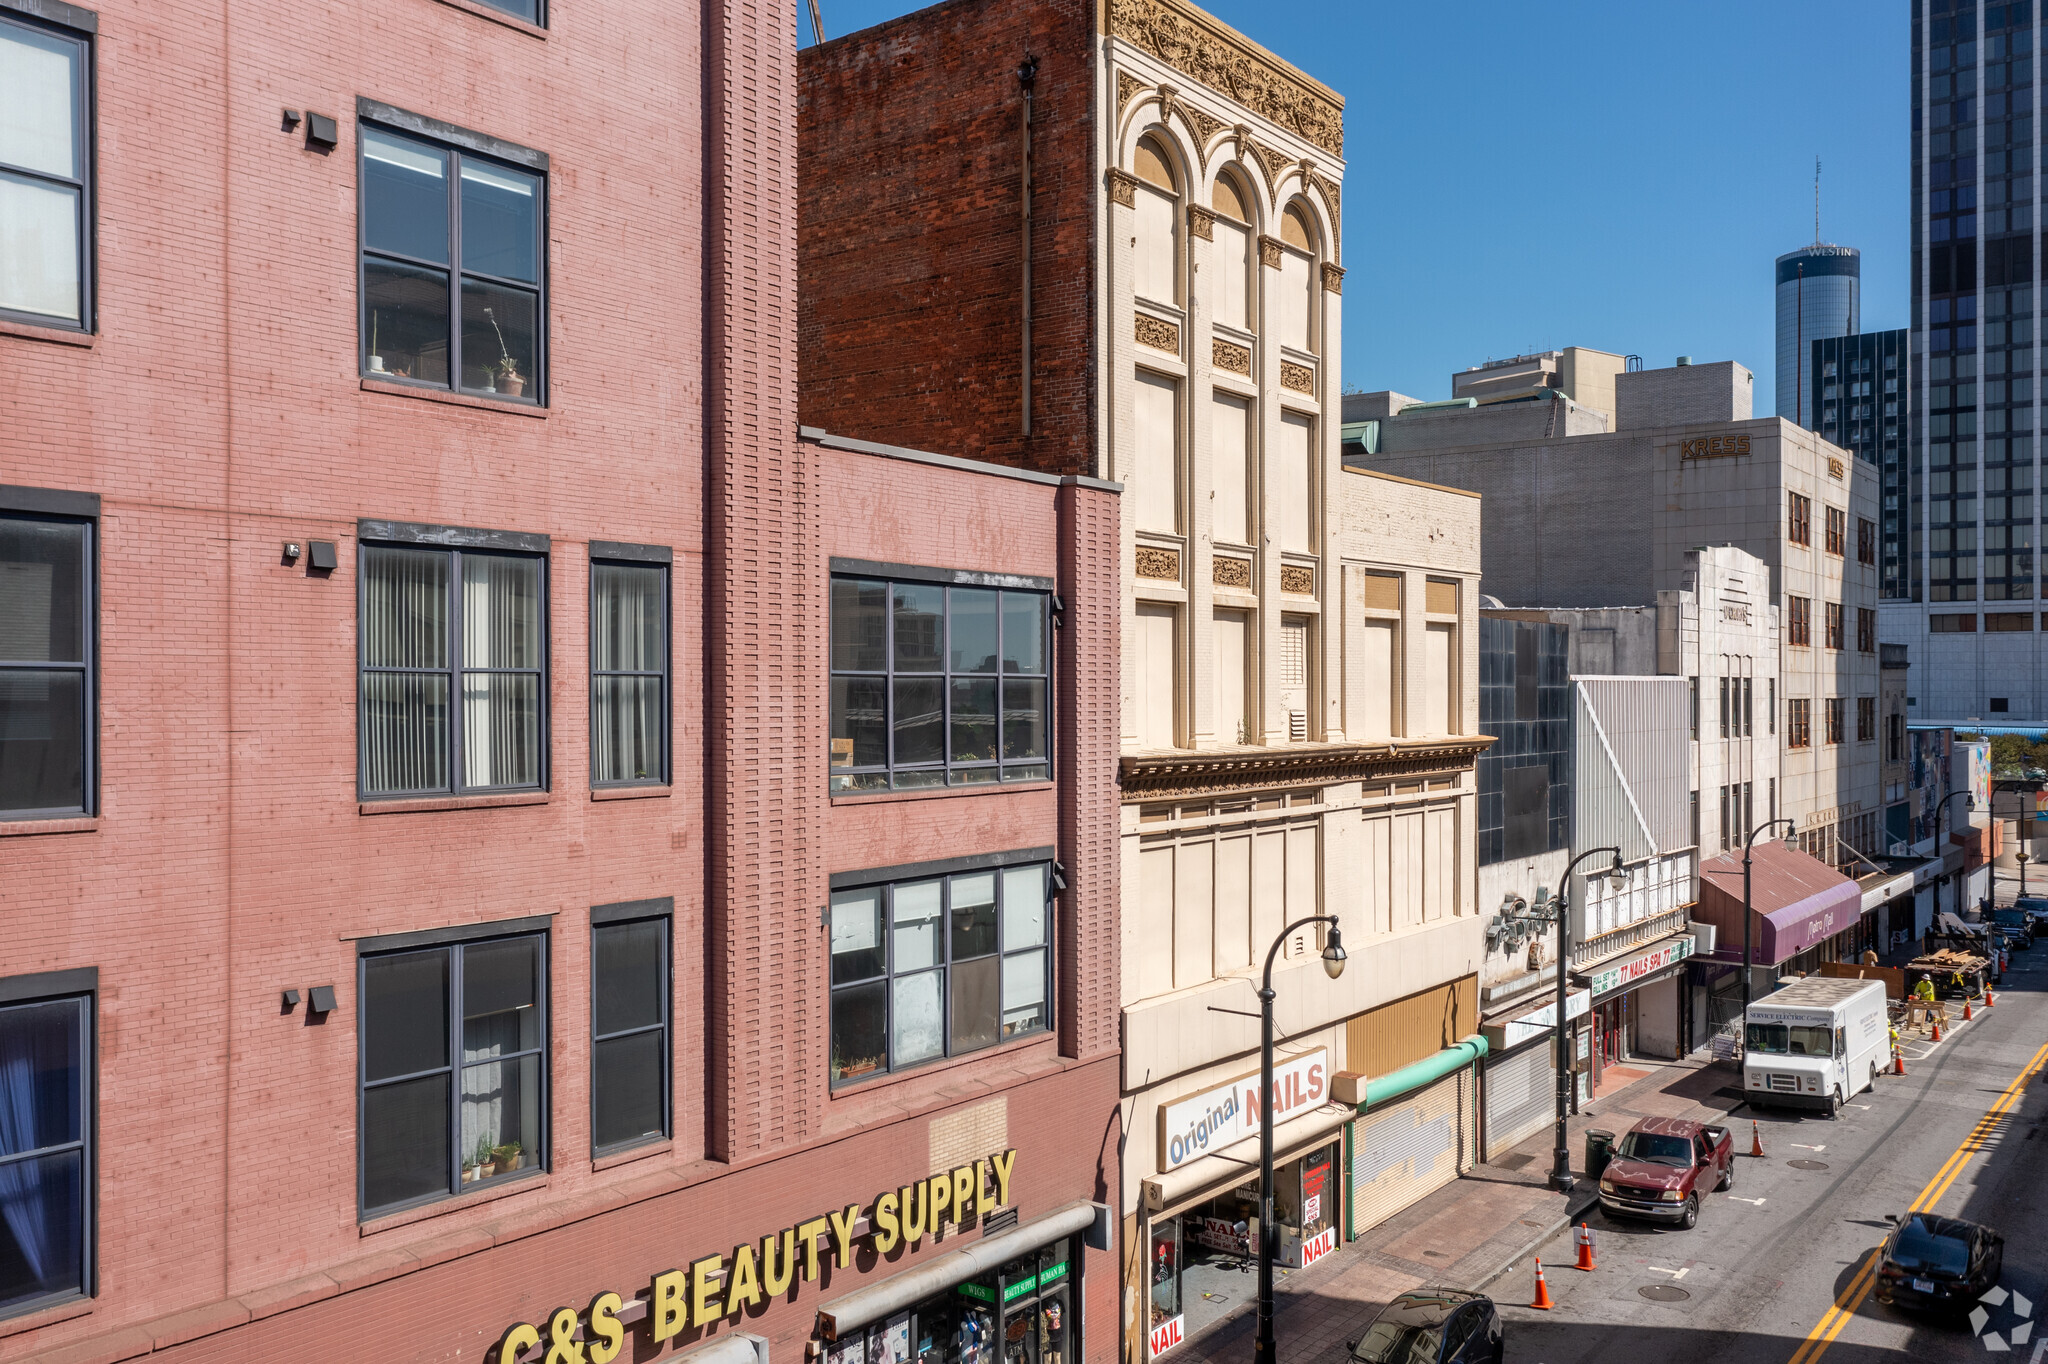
[1825,697,1845,746]
[828,860,1053,1084]
[1857,607,1877,653]
[0,11,90,328]
[1858,517,1877,565]
[1788,493,1812,547]
[1857,696,1876,743]
[359,932,546,1216]
[360,123,545,402]
[1788,595,1812,646]
[591,912,669,1154]
[590,555,668,787]
[1825,505,1847,556]
[0,985,91,1317]
[1743,676,1753,736]
[0,508,92,817]
[1787,698,1812,750]
[1718,676,1730,739]
[829,574,1050,792]
[1825,601,1844,650]
[359,541,546,798]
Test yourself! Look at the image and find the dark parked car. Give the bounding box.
[1347,1289,1502,1364]
[2018,896,2048,935]
[1988,907,2035,948]
[1874,1213,2003,1313]
[1596,1117,1735,1230]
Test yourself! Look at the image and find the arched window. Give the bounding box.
[1132,136,1180,306]
[1275,203,1316,353]
[1211,171,1253,331]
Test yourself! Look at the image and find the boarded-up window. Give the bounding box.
[1359,620,1395,740]
[1135,185,1178,306]
[1214,608,1248,744]
[1274,411,1313,553]
[1134,845,1175,1001]
[1503,764,1549,860]
[1212,176,1253,331]
[1421,623,1454,735]
[1133,370,1180,533]
[1171,840,1214,989]
[1276,247,1311,351]
[1212,392,1251,545]
[1135,603,1179,748]
[1213,834,1252,975]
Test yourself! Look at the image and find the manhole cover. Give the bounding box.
[1639,1285,1691,1302]
[1788,1159,1830,1171]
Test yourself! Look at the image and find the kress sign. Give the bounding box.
[496,1149,1019,1363]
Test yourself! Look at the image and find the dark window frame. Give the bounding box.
[827,850,1056,1088]
[355,110,548,405]
[0,969,95,1321]
[589,901,671,1156]
[356,534,550,800]
[1857,696,1877,743]
[1825,601,1845,650]
[1825,696,1845,746]
[1788,595,1813,647]
[588,548,671,789]
[1825,505,1847,556]
[1788,697,1812,750]
[355,927,550,1220]
[0,486,98,820]
[0,3,94,333]
[1789,493,1812,547]
[1858,516,1878,565]
[828,565,1055,793]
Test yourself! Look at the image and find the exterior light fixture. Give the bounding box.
[1320,924,1347,980]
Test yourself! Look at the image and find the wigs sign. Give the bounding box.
[1156,1049,1330,1170]
[494,1149,1018,1364]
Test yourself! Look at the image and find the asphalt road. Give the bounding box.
[1502,956,2048,1364]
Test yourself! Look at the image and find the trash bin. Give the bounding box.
[1585,1130,1616,1180]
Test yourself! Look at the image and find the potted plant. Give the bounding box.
[469,1135,495,1182]
[492,1141,524,1173]
[482,306,526,397]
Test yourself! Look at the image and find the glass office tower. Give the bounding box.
[1777,245,1861,425]
[1810,329,1913,599]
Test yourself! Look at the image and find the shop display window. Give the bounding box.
[1149,1217,1182,1330]
[829,1240,1074,1364]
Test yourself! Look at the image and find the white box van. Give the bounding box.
[1741,978,1888,1117]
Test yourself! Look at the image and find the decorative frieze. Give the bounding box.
[1136,313,1181,353]
[1117,71,1147,115]
[1107,167,1140,209]
[1279,564,1314,595]
[1105,0,1345,157]
[1257,235,1284,269]
[1211,338,1251,376]
[1186,204,1217,241]
[1308,171,1341,228]
[1241,132,1291,192]
[1280,361,1315,394]
[1118,737,1495,802]
[1136,546,1182,580]
[1184,104,1228,158]
[1213,556,1252,588]
[1320,262,1345,295]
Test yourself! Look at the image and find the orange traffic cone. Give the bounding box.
[1750,1120,1765,1158]
[1574,1222,1597,1272]
[1964,999,1975,1021]
[1894,1048,1906,1076]
[1986,989,1997,1006]
[1530,1258,1554,1310]
[1933,1016,1944,1042]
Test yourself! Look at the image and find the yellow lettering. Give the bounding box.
[873,1190,901,1253]
[585,1293,625,1364]
[991,1148,1017,1207]
[651,1270,687,1342]
[928,1170,952,1230]
[900,1181,928,1245]
[543,1307,585,1364]
[499,1324,542,1364]
[828,1201,862,1267]
[952,1165,976,1225]
[724,1243,762,1315]
[797,1215,832,1281]
[689,1253,725,1326]
[762,1227,797,1297]
[977,1158,992,1212]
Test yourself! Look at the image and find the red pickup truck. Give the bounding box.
[1596,1117,1735,1230]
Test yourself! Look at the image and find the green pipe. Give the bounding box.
[1358,1034,1489,1110]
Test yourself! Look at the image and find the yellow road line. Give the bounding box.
[1786,1039,2048,1364]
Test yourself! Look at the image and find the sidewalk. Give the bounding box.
[1173,1050,1748,1364]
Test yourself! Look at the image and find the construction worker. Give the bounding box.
[1889,1020,1901,1059]
[1913,975,1937,1003]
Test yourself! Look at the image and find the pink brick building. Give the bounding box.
[0,0,1122,1359]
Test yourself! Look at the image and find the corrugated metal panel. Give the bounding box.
[1579,677,1691,851]
[1484,1044,1555,1160]
[1574,685,1654,866]
[1347,1070,1474,1235]
[1344,979,1479,1077]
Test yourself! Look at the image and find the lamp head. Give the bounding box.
[1606,856,1627,891]
[1321,923,1348,980]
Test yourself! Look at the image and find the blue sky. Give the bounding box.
[804,0,1909,413]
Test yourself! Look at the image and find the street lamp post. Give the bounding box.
[1252,915,1348,1364]
[1933,790,1974,922]
[1541,847,1627,1195]
[2020,850,2031,899]
[1741,818,1797,1013]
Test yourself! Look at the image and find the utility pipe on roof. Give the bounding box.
[1358,1034,1489,1110]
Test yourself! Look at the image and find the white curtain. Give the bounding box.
[461,556,540,788]
[592,563,663,782]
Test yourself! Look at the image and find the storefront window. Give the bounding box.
[830,1239,1075,1364]
[1149,1218,1181,1330]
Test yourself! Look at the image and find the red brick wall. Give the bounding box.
[797,0,1097,479]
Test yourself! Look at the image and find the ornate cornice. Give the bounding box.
[1320,262,1345,295]
[1119,737,1495,802]
[1257,235,1284,269]
[1106,167,1141,209]
[1108,0,1344,158]
[1186,204,1217,241]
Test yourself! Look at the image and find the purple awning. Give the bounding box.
[1695,841,1864,967]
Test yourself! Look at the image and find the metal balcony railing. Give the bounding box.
[1571,905,1693,969]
